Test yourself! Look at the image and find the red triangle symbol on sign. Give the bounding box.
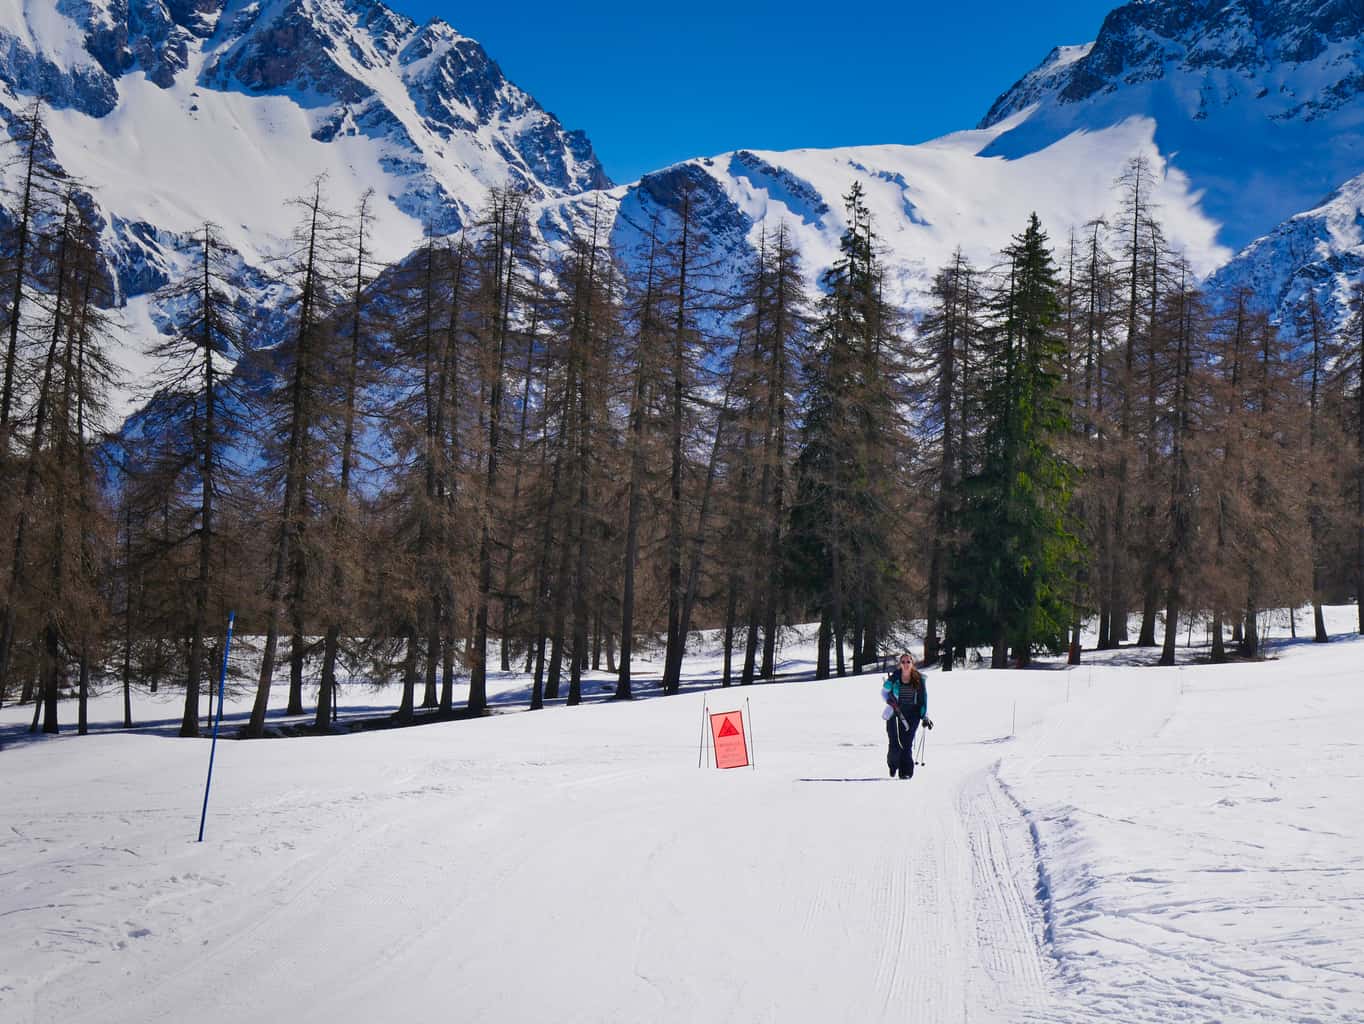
[718,718,740,737]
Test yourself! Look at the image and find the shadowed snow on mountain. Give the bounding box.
[1206,172,1364,347]
[978,0,1364,250]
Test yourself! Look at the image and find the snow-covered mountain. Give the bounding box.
[0,0,607,266]
[541,0,1364,337]
[2,0,1362,422]
[979,0,1364,251]
[541,113,1230,325]
[0,0,610,419]
[1206,171,1363,344]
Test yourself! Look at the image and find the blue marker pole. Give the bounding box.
[198,611,235,843]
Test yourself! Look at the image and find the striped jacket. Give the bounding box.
[882,670,927,721]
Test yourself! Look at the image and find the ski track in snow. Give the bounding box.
[2,701,1068,1021]
[996,618,1364,1023]
[1,610,1361,1022]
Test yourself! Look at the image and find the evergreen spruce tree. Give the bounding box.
[947,214,1078,667]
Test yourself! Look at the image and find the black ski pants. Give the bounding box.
[886,714,919,778]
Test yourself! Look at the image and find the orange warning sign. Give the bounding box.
[709,710,749,769]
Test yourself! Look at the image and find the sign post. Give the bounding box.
[706,704,753,769]
[698,698,756,770]
[198,611,235,843]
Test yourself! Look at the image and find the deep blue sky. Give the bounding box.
[392,2,1120,185]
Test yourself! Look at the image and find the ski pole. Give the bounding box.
[916,728,928,766]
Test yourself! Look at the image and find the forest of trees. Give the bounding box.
[1,106,1361,739]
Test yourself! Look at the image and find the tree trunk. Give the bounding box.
[1137,581,1159,646]
[1241,596,1259,659]
[991,625,1008,669]
[815,614,831,680]
[316,623,340,729]
[397,626,417,722]
[440,634,455,713]
[39,624,59,734]
[1158,589,1179,667]
[289,631,306,715]
[423,600,440,708]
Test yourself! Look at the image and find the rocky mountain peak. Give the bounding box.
[977,0,1364,249]
[1206,171,1364,348]
[1,0,609,245]
[984,0,1364,128]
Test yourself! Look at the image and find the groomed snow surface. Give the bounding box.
[2,608,1361,1023]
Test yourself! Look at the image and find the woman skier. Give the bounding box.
[882,652,933,778]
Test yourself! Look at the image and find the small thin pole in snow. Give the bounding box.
[746,697,755,770]
[1011,700,1016,738]
[198,611,235,843]
[697,697,708,768]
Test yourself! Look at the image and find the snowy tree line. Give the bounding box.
[1,103,1361,737]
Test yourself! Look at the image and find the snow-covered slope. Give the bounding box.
[0,0,607,265]
[0,0,609,421]
[541,111,1230,320]
[543,0,1364,331]
[2,610,1361,1023]
[980,0,1364,251]
[1206,171,1363,344]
